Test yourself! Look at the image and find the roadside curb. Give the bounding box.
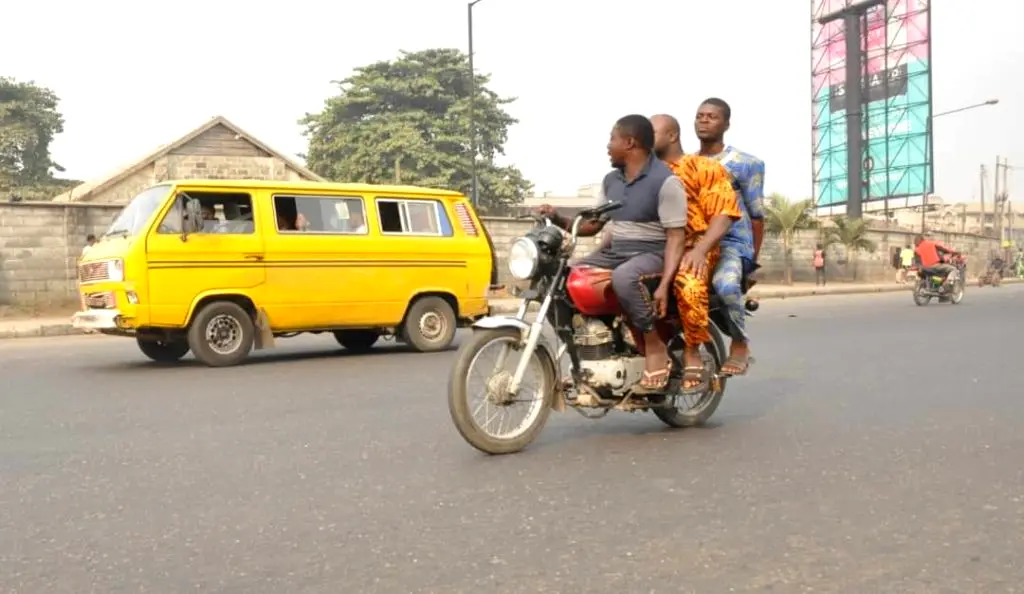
[2,278,1019,339]
[0,322,85,340]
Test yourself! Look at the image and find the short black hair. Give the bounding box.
[86,234,96,241]
[614,114,655,152]
[700,97,731,122]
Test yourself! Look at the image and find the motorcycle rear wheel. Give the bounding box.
[448,328,556,455]
[653,325,727,428]
[913,287,932,306]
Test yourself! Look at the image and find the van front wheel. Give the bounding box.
[402,297,457,352]
[187,301,255,367]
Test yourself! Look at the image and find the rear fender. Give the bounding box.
[471,316,562,410]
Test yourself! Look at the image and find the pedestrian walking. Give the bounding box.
[813,244,826,286]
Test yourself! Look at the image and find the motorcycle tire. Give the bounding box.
[654,324,728,428]
[448,328,556,455]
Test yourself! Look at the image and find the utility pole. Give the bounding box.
[467,0,485,209]
[980,164,987,235]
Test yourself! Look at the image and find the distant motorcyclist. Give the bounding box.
[913,235,960,285]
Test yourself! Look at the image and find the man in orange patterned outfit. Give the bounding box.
[652,114,741,393]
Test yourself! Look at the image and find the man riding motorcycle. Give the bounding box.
[536,114,687,392]
[913,234,960,284]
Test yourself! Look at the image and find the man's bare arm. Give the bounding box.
[656,176,688,283]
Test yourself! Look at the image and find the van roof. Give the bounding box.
[162,179,466,199]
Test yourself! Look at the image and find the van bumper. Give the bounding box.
[71,309,133,332]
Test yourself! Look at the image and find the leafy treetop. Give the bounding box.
[0,77,65,189]
[301,48,532,214]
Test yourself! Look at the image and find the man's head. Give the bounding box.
[695,97,731,143]
[607,114,655,168]
[651,114,682,160]
[914,234,925,246]
[201,205,216,221]
[351,208,365,227]
[86,234,96,245]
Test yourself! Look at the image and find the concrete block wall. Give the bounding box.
[0,202,121,306]
[0,203,1003,308]
[480,219,1002,285]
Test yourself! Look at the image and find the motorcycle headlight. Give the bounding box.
[106,259,125,282]
[508,238,539,280]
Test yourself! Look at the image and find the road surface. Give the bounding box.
[2,286,1023,593]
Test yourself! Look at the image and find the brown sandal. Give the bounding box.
[681,366,708,395]
[635,367,671,393]
[721,356,751,377]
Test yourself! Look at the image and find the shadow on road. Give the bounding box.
[94,340,460,371]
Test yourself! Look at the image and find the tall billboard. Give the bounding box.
[811,0,932,215]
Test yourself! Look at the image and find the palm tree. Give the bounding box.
[764,194,817,285]
[825,215,877,280]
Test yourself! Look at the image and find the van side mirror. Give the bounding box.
[182,198,204,236]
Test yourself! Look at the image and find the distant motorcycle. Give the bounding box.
[978,258,1003,287]
[912,256,966,306]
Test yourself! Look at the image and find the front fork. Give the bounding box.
[506,294,555,395]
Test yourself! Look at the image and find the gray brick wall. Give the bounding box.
[0,203,1004,308]
[0,202,120,306]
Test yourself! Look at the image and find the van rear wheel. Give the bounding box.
[187,301,255,367]
[333,330,379,352]
[136,336,190,363]
[402,297,457,352]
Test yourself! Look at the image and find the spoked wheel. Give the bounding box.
[654,327,727,428]
[448,328,555,455]
[913,287,932,306]
[950,280,965,304]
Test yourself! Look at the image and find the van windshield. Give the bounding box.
[104,185,172,238]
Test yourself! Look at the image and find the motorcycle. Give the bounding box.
[447,203,756,455]
[977,258,1003,288]
[912,256,966,306]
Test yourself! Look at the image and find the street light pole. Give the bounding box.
[919,98,998,233]
[467,0,484,209]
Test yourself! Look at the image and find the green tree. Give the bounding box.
[0,77,65,189]
[764,193,817,285]
[825,215,877,280]
[301,48,532,214]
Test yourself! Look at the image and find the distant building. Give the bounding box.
[52,116,323,204]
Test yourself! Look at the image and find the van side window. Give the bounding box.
[376,199,453,237]
[158,191,254,234]
[273,195,367,234]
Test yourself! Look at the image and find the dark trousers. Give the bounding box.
[575,247,664,332]
[815,266,826,286]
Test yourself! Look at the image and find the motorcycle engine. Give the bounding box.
[572,316,615,360]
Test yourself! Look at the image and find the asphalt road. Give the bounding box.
[2,286,1023,593]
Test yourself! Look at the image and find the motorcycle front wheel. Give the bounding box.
[448,328,556,455]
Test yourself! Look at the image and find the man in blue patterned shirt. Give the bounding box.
[694,98,765,376]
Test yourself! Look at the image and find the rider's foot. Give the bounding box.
[636,330,670,392]
[721,340,752,377]
[681,346,706,393]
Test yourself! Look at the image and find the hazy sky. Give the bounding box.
[3,0,1020,202]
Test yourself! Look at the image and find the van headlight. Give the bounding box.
[508,238,539,280]
[106,259,125,282]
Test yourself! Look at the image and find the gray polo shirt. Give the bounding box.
[596,155,686,253]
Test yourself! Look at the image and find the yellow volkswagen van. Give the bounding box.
[72,180,497,367]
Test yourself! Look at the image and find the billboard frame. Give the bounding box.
[810,0,933,218]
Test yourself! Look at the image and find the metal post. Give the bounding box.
[818,0,884,220]
[843,12,864,220]
[467,0,482,209]
[921,114,931,232]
